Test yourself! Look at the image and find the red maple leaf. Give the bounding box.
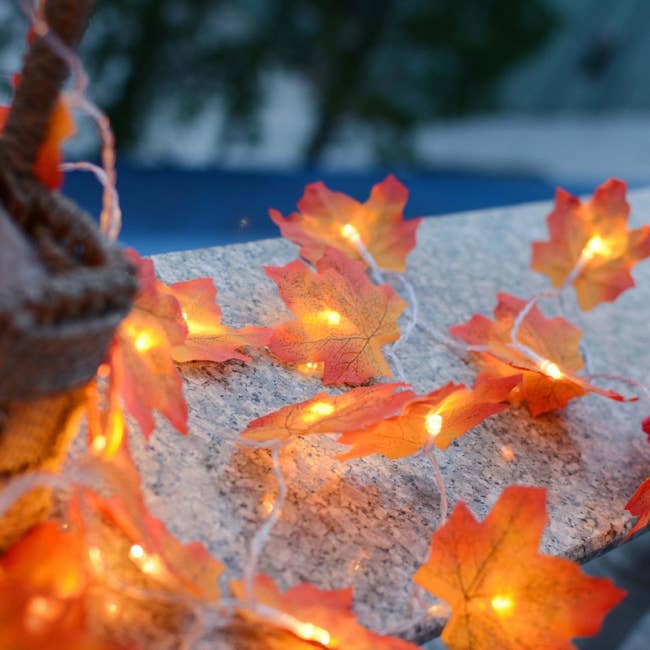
[230,575,418,649]
[337,374,519,459]
[240,383,415,443]
[110,250,188,438]
[265,247,406,385]
[415,486,626,650]
[625,477,650,538]
[167,278,270,363]
[0,522,134,650]
[531,179,650,310]
[449,293,629,416]
[270,175,421,272]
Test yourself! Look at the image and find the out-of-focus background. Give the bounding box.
[4,0,650,255]
[2,2,648,647]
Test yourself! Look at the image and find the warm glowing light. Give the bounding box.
[133,330,156,352]
[294,621,331,646]
[88,546,103,570]
[539,359,562,380]
[500,445,515,462]
[181,310,188,321]
[25,596,61,631]
[129,544,145,560]
[298,361,322,374]
[262,493,275,514]
[582,235,612,260]
[318,309,342,327]
[425,411,443,437]
[105,601,119,617]
[91,435,107,453]
[141,554,165,576]
[341,223,361,244]
[97,363,110,378]
[491,594,515,616]
[302,401,335,424]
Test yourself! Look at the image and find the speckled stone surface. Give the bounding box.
[134,190,650,644]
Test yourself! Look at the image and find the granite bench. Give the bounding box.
[131,188,650,644]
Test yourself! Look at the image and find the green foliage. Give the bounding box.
[2,0,557,163]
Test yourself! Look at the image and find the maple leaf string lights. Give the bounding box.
[1,56,648,650]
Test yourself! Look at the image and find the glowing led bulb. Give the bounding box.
[181,310,189,321]
[539,359,562,380]
[582,235,611,260]
[318,309,342,327]
[341,223,361,244]
[133,331,156,352]
[129,544,145,560]
[294,621,331,646]
[491,594,514,616]
[88,546,103,569]
[25,596,60,631]
[425,411,443,437]
[91,435,107,453]
[302,401,335,424]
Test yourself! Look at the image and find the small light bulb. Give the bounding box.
[341,223,361,244]
[539,359,562,380]
[318,309,342,327]
[582,235,611,260]
[491,594,514,616]
[133,331,155,352]
[294,621,331,646]
[129,544,145,560]
[425,411,443,437]
[88,546,103,569]
[91,435,107,453]
[181,310,189,321]
[302,401,335,424]
[105,601,119,617]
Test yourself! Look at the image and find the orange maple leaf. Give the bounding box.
[0,86,76,189]
[625,476,650,538]
[270,175,422,272]
[337,375,519,460]
[110,250,188,438]
[167,278,271,363]
[414,486,626,650]
[240,383,415,443]
[230,575,418,649]
[81,444,223,602]
[265,247,407,385]
[0,522,133,650]
[531,179,650,310]
[449,292,628,417]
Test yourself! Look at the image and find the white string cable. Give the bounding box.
[242,444,288,602]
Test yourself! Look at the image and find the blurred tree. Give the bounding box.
[1,0,557,164]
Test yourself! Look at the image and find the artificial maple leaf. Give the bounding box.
[337,375,519,460]
[0,86,75,189]
[265,247,406,385]
[531,179,650,311]
[110,250,188,438]
[0,522,132,650]
[270,175,422,272]
[449,292,628,417]
[230,575,418,649]
[80,443,223,602]
[240,382,415,443]
[167,277,271,363]
[643,416,650,442]
[414,486,625,650]
[625,476,650,538]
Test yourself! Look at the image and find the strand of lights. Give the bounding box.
[21,0,122,240]
[341,223,449,529]
[242,444,288,602]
